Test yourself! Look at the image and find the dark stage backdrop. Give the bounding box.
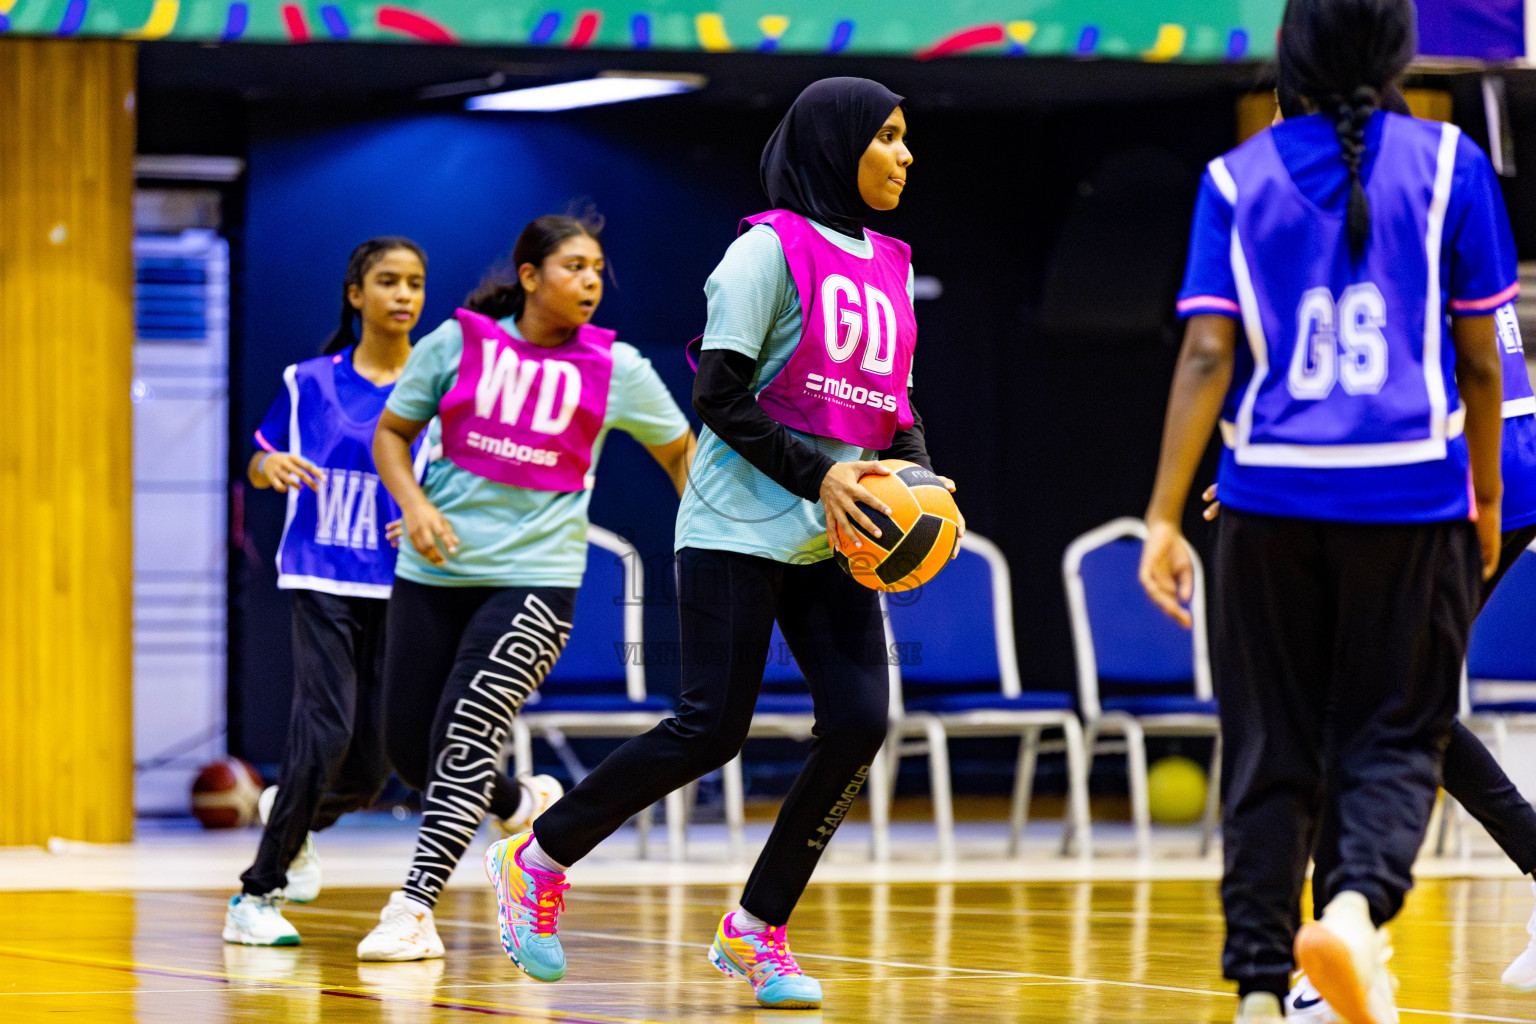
[231,94,1236,773]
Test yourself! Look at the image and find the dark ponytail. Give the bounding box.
[320,236,428,355]
[464,212,605,320]
[1276,0,1416,256]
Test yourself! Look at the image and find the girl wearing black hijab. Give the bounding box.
[486,77,953,1009]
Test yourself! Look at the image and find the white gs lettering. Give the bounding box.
[1286,283,1388,401]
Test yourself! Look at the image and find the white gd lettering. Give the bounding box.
[820,275,897,375]
[1286,283,1388,401]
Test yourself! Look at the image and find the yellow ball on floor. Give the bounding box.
[1147,755,1208,824]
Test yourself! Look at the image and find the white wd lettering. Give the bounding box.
[474,341,582,436]
[315,469,381,549]
[820,275,897,375]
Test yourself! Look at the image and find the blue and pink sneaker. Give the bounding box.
[708,912,823,1009]
[484,831,569,982]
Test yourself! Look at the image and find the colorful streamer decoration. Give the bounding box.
[125,0,178,38]
[1142,23,1185,61]
[629,13,651,47]
[1075,25,1098,54]
[1227,29,1249,60]
[57,0,88,35]
[528,10,560,43]
[696,12,731,51]
[567,9,601,47]
[917,23,1005,60]
[221,2,248,40]
[280,3,309,40]
[376,5,456,41]
[0,0,14,33]
[1004,20,1035,54]
[757,14,787,52]
[826,18,852,53]
[319,4,349,39]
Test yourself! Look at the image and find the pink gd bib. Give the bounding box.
[439,308,614,492]
[749,210,916,449]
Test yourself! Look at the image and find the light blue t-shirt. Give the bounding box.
[675,220,916,562]
[387,315,689,588]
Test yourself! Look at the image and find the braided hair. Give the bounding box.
[320,236,428,355]
[1276,0,1416,255]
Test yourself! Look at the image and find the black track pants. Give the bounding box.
[382,578,574,907]
[1214,511,1479,988]
[534,548,889,926]
[241,590,390,897]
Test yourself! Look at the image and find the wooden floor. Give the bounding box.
[2,879,1534,1023]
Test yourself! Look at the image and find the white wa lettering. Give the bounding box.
[351,475,379,550]
[475,341,540,424]
[473,340,582,435]
[315,469,382,549]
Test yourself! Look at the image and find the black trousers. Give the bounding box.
[241,590,390,896]
[1214,511,1479,989]
[1312,522,1536,905]
[382,578,574,907]
[534,548,890,926]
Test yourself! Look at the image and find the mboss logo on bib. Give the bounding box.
[806,274,900,411]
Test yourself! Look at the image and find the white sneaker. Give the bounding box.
[1295,892,1398,1024]
[1234,992,1284,1022]
[492,774,564,837]
[258,785,322,903]
[1286,972,1340,1022]
[357,891,445,962]
[223,892,300,946]
[1502,881,1536,990]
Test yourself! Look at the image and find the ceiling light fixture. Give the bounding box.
[466,71,705,112]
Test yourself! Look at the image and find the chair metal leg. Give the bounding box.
[923,718,955,861]
[1007,728,1040,857]
[1063,717,1103,856]
[511,718,534,776]
[1124,719,1152,861]
[723,754,747,862]
[867,726,894,863]
[665,786,688,862]
[636,802,654,860]
[1061,716,1093,860]
[1199,732,1222,858]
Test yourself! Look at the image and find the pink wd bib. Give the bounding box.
[439,308,614,492]
[749,210,916,449]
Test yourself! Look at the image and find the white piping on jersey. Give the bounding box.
[1216,124,1465,469]
[275,573,393,599]
[1504,396,1536,418]
[275,363,302,581]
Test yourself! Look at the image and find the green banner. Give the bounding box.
[0,0,1284,60]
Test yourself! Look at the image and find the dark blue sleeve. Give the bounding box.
[254,381,291,453]
[1176,170,1241,319]
[1446,134,1518,315]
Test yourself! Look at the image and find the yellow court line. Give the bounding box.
[0,945,674,1024]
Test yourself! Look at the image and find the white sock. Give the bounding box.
[521,837,567,874]
[731,907,770,934]
[403,893,434,914]
[508,782,533,824]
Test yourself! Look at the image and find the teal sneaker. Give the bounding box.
[709,912,823,1009]
[222,892,300,947]
[485,832,569,982]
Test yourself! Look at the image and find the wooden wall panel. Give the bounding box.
[0,39,136,845]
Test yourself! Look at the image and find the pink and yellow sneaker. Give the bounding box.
[484,831,569,982]
[708,911,823,1009]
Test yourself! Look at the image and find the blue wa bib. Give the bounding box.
[274,350,425,597]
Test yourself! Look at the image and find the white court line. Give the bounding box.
[147,893,1536,1023]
